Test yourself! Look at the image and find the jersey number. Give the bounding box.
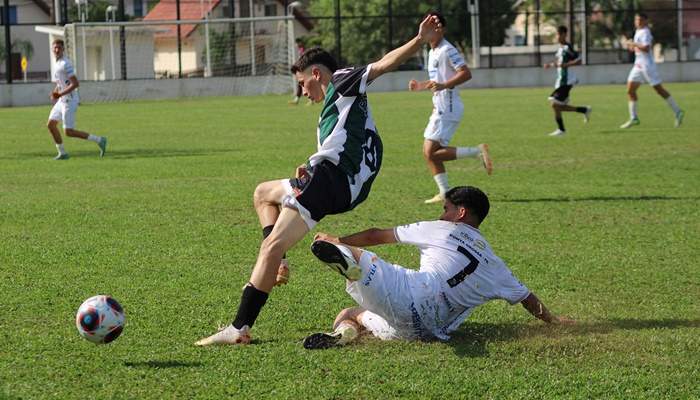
[446,246,479,288]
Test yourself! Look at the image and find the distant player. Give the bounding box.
[195,15,446,346]
[543,26,592,137]
[47,39,107,160]
[302,186,575,349]
[288,38,313,106]
[620,12,684,129]
[408,11,491,204]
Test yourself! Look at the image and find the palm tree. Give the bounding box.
[0,35,35,64]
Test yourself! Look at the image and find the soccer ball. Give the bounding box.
[75,295,125,344]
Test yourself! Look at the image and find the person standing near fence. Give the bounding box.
[408,11,491,204]
[289,38,313,106]
[620,12,684,129]
[47,39,107,160]
[543,25,592,137]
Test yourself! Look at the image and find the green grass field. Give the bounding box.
[1,82,698,398]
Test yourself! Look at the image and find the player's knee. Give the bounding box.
[64,129,78,137]
[253,182,275,207]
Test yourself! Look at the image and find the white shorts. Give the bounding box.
[423,114,461,147]
[347,250,433,341]
[49,100,79,129]
[627,64,662,87]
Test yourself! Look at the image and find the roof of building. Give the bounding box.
[143,0,223,39]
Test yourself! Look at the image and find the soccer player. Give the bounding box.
[408,11,491,204]
[288,38,313,106]
[195,15,446,346]
[47,39,107,160]
[620,12,684,129]
[302,186,575,349]
[543,26,592,137]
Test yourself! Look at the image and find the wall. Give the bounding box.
[2,62,698,108]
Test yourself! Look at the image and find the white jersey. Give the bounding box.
[394,221,530,339]
[53,55,79,103]
[428,39,466,121]
[633,26,655,69]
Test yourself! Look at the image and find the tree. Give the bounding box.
[0,35,34,64]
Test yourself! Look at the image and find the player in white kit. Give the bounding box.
[620,12,684,129]
[409,12,491,205]
[47,39,107,160]
[303,186,574,349]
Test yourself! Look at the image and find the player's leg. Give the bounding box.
[303,307,365,349]
[254,180,291,285]
[194,208,310,346]
[62,102,108,155]
[47,103,69,160]
[651,82,684,127]
[621,71,642,128]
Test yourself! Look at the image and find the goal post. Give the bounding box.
[64,15,297,100]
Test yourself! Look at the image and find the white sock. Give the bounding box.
[665,96,679,114]
[294,96,299,102]
[56,143,67,155]
[456,147,478,159]
[629,101,638,120]
[434,173,450,195]
[87,134,101,143]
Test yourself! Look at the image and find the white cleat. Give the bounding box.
[303,325,358,349]
[310,241,362,281]
[195,324,251,346]
[477,143,492,175]
[584,106,592,123]
[424,193,445,204]
[549,129,567,136]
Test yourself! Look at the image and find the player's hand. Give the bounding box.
[313,232,339,243]
[426,81,444,92]
[49,91,60,101]
[417,14,442,44]
[408,78,419,91]
[296,164,310,179]
[543,63,551,69]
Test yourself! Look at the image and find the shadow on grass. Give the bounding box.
[497,195,697,203]
[124,360,203,368]
[448,318,700,358]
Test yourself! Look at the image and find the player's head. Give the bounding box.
[556,26,568,44]
[442,186,490,225]
[290,47,339,103]
[51,39,65,59]
[424,11,446,27]
[635,12,648,28]
[295,38,303,47]
[424,11,446,44]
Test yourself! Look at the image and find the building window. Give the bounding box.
[0,6,18,25]
[264,4,276,16]
[133,0,143,17]
[239,0,250,18]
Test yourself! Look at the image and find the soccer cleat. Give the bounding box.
[194,324,251,346]
[303,325,358,350]
[288,100,298,105]
[675,110,684,128]
[584,106,592,123]
[99,137,107,156]
[620,119,640,129]
[304,101,313,106]
[310,241,362,281]
[548,129,567,136]
[477,143,492,175]
[275,259,290,286]
[54,154,70,160]
[424,193,445,204]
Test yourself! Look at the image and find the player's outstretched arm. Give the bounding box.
[368,15,442,82]
[521,292,576,324]
[314,228,398,248]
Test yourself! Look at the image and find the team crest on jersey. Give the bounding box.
[433,59,439,68]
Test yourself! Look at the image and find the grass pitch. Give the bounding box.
[1,82,699,398]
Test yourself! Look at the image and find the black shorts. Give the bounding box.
[549,85,572,104]
[287,160,351,223]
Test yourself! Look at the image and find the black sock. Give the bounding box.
[556,117,565,131]
[232,284,269,329]
[576,107,587,113]
[262,225,286,259]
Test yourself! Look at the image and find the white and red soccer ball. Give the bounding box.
[76,295,125,344]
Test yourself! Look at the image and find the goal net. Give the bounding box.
[63,15,296,100]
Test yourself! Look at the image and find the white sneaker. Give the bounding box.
[549,129,567,136]
[275,259,290,286]
[584,106,592,123]
[302,325,358,349]
[195,324,251,346]
[675,110,684,128]
[310,241,362,281]
[424,193,445,204]
[477,143,492,175]
[620,119,640,129]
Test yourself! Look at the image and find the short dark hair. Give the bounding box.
[52,38,65,47]
[557,25,568,34]
[290,47,339,74]
[445,186,490,223]
[424,11,446,27]
[637,12,648,20]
